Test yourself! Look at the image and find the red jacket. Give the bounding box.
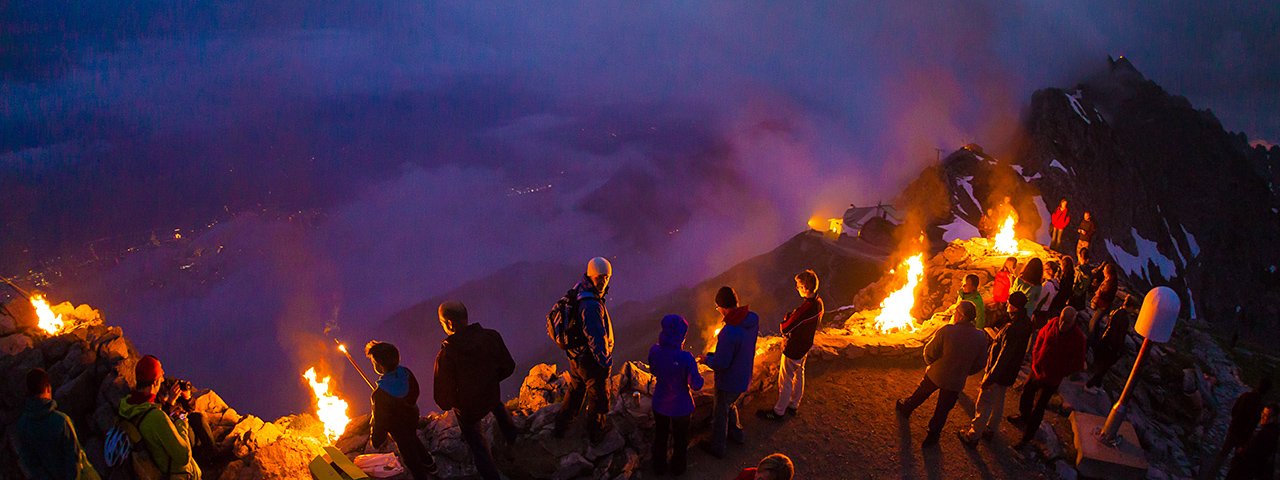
[993,270,1012,303]
[1029,316,1087,385]
[734,468,757,480]
[1051,207,1070,229]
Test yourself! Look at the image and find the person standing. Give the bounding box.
[959,292,1033,445]
[648,314,704,476]
[367,342,437,479]
[13,368,99,480]
[1224,404,1278,480]
[699,286,759,458]
[433,301,517,480]
[1048,256,1076,317]
[758,270,824,421]
[993,257,1018,313]
[117,355,201,479]
[1085,297,1135,393]
[1050,198,1070,252]
[896,301,990,447]
[1202,378,1273,480]
[1033,261,1061,328]
[1077,211,1097,252]
[1011,258,1044,320]
[554,257,616,443]
[1009,307,1086,448]
[1088,262,1119,346]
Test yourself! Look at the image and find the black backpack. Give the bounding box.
[547,287,587,350]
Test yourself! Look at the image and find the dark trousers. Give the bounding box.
[556,356,610,436]
[1017,379,1060,442]
[652,413,691,475]
[1086,355,1119,389]
[458,406,518,480]
[390,427,436,480]
[901,375,961,438]
[186,411,217,462]
[1050,227,1065,251]
[710,389,744,452]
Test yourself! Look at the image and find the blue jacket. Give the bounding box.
[15,398,99,480]
[574,277,614,368]
[704,307,759,393]
[648,315,705,417]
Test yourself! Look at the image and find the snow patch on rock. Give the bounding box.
[1180,225,1200,257]
[1066,90,1092,124]
[1012,164,1042,182]
[1105,228,1178,280]
[939,216,980,243]
[1048,159,1072,175]
[1032,195,1052,244]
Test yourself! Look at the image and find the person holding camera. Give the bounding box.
[158,378,218,464]
[117,354,202,479]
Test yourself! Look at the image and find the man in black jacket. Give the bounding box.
[366,341,436,479]
[758,270,824,421]
[554,256,615,442]
[434,301,518,480]
[1225,403,1278,480]
[960,292,1032,445]
[1202,377,1273,480]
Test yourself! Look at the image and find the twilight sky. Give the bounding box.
[2,1,1277,416]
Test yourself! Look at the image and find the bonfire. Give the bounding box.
[992,215,1022,255]
[30,294,66,335]
[871,254,925,333]
[302,367,350,443]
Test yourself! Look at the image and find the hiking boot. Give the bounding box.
[957,429,979,447]
[756,409,786,421]
[786,406,799,417]
[895,399,913,417]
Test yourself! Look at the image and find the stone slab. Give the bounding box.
[1071,411,1148,480]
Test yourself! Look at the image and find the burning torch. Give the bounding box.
[334,339,375,391]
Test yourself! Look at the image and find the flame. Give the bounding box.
[302,367,349,443]
[992,216,1020,255]
[872,254,925,333]
[31,294,66,335]
[337,344,348,354]
[827,218,843,236]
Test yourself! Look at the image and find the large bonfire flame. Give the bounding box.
[31,294,66,335]
[302,367,349,443]
[992,216,1021,255]
[872,254,925,333]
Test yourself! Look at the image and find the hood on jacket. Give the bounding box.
[118,396,161,421]
[722,306,753,327]
[576,275,608,298]
[22,397,57,419]
[658,314,688,348]
[376,366,412,398]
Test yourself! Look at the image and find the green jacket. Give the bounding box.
[956,291,987,329]
[14,397,100,480]
[118,397,201,479]
[1011,277,1041,317]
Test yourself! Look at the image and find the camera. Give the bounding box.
[177,380,193,391]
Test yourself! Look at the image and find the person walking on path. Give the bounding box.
[554,257,616,442]
[117,355,202,480]
[1224,403,1278,480]
[1050,198,1070,252]
[1202,377,1273,480]
[758,270,824,420]
[13,368,99,480]
[1085,296,1135,393]
[960,292,1033,445]
[699,286,760,458]
[367,342,437,479]
[1009,307,1087,448]
[648,314,705,476]
[433,301,517,480]
[896,301,991,447]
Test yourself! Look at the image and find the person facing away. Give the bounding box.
[955,274,988,331]
[1085,296,1136,392]
[1048,255,1076,317]
[733,453,795,480]
[1072,247,1097,309]
[433,301,517,480]
[1010,306,1086,447]
[993,257,1018,307]
[758,270,824,421]
[896,300,990,447]
[14,368,99,480]
[647,314,705,476]
[1050,198,1070,251]
[1012,258,1045,320]
[960,292,1033,445]
[699,286,760,458]
[1033,261,1061,327]
[117,354,201,479]
[1225,403,1279,480]
[554,256,616,442]
[366,341,436,479]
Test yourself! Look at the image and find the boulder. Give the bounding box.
[0,334,33,356]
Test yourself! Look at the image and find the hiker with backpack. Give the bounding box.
[115,354,201,479]
[434,301,518,480]
[551,257,616,442]
[13,368,99,480]
[699,286,760,458]
[648,314,705,476]
[367,341,437,479]
[758,270,823,421]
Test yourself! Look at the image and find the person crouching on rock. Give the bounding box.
[757,270,823,421]
[365,341,437,479]
[648,314,704,476]
[553,256,616,443]
[1008,306,1086,449]
[959,292,1032,445]
[433,301,518,480]
[14,368,99,480]
[895,301,990,448]
[118,354,201,479]
[698,286,759,458]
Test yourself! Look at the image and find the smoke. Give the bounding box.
[5,1,1276,417]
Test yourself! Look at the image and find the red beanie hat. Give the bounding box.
[136,355,164,386]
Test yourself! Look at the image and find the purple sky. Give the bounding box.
[3,1,1277,416]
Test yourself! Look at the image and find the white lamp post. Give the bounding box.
[1098,286,1180,445]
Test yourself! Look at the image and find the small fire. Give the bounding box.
[302,367,350,443]
[31,294,66,335]
[872,254,925,333]
[992,216,1021,255]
